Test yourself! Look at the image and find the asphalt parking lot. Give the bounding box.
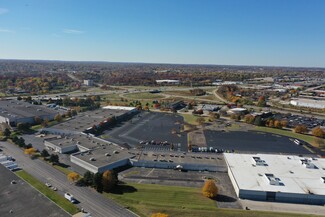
[273,113,325,129]
[204,130,312,154]
[104,112,188,151]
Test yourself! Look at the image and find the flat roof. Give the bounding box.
[52,109,128,131]
[0,165,69,217]
[225,153,325,195]
[291,98,325,106]
[72,146,134,167]
[45,134,120,150]
[229,108,247,111]
[136,151,224,166]
[0,100,58,119]
[102,105,136,111]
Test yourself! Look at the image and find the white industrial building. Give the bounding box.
[225,153,325,205]
[156,80,180,85]
[227,107,248,115]
[290,98,325,109]
[71,146,134,174]
[83,79,94,86]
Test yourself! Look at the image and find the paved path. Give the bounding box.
[241,199,325,216]
[0,141,137,217]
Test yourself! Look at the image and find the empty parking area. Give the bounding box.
[104,112,188,151]
[204,130,312,154]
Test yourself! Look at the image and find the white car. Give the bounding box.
[64,193,76,203]
[45,182,52,187]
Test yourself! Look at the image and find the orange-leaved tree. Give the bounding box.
[312,127,325,138]
[24,147,37,155]
[202,180,218,198]
[67,172,80,183]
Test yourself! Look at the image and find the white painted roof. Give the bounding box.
[225,153,325,195]
[102,105,136,111]
[229,108,247,112]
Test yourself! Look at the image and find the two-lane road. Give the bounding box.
[0,141,137,217]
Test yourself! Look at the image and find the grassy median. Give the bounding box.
[104,182,320,217]
[15,170,79,215]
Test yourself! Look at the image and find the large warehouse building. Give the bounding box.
[0,100,58,126]
[290,98,325,109]
[225,153,325,205]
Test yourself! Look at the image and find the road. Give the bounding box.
[0,141,137,217]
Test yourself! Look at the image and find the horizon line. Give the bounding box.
[0,58,324,69]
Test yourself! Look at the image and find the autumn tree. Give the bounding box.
[274,120,282,129]
[257,96,266,107]
[67,172,80,183]
[102,170,118,192]
[41,118,49,127]
[244,114,255,124]
[294,125,308,134]
[34,116,42,124]
[151,213,169,217]
[312,127,325,138]
[54,114,62,122]
[280,120,288,128]
[202,180,218,198]
[24,148,36,155]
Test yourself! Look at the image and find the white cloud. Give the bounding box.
[0,28,14,33]
[0,8,9,15]
[63,29,84,34]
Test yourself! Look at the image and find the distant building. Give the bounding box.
[290,98,325,109]
[202,104,220,112]
[227,107,248,115]
[83,79,94,86]
[168,101,187,111]
[212,81,243,86]
[225,153,325,205]
[156,80,180,85]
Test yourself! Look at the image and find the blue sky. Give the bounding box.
[0,0,325,67]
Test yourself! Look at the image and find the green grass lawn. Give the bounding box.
[124,92,164,99]
[104,182,217,217]
[104,182,317,217]
[15,170,79,215]
[180,113,210,125]
[252,126,325,148]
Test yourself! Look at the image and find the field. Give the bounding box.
[104,182,318,217]
[15,170,79,215]
[124,92,165,99]
[180,113,210,125]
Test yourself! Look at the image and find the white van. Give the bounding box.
[64,192,76,203]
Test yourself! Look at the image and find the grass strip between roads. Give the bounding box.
[15,170,79,215]
[104,182,318,217]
